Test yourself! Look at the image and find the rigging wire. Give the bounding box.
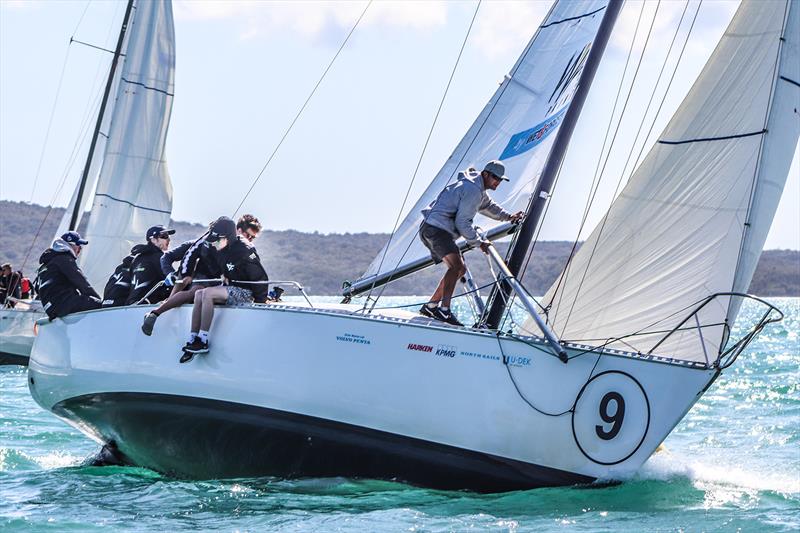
[492,0,650,331]
[25,0,96,203]
[232,0,372,219]
[363,0,483,312]
[555,0,705,337]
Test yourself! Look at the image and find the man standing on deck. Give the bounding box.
[418,160,523,326]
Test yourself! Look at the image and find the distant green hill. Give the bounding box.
[1,200,797,296]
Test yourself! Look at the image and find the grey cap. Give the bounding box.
[483,160,509,181]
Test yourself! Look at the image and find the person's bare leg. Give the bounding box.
[440,252,466,309]
[155,284,201,315]
[199,285,229,333]
[190,288,205,333]
[428,276,446,306]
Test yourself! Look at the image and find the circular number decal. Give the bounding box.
[571,371,650,465]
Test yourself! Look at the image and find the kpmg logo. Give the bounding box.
[500,107,567,160]
[407,343,433,352]
[435,344,457,358]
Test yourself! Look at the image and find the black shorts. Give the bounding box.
[419,222,460,264]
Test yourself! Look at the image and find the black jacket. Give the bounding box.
[161,238,220,281]
[36,240,100,319]
[0,271,21,305]
[126,243,170,305]
[216,237,269,303]
[102,255,134,307]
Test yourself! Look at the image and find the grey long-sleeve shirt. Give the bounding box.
[421,169,512,245]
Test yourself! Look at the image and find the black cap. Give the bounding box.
[147,225,176,240]
[61,231,88,246]
[206,217,236,243]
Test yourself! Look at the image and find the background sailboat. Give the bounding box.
[0,0,176,365]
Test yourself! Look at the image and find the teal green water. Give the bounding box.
[2,298,798,532]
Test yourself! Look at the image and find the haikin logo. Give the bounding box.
[435,344,457,358]
[407,343,433,352]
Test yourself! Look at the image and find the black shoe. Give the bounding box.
[184,338,209,354]
[141,312,157,336]
[419,304,438,318]
[431,308,463,327]
[179,350,195,364]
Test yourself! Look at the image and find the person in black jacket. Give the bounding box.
[141,222,221,336]
[181,216,269,362]
[0,263,21,307]
[101,255,134,307]
[125,225,174,305]
[36,231,101,319]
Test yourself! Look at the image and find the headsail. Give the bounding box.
[59,0,176,290]
[541,0,799,363]
[350,1,612,294]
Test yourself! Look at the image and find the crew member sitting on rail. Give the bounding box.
[180,216,269,363]
[125,225,175,305]
[418,160,523,326]
[140,221,221,336]
[36,231,101,319]
[236,214,262,243]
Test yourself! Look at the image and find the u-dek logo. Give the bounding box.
[407,343,433,352]
[435,344,457,358]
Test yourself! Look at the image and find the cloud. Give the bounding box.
[173,0,447,42]
[470,1,551,60]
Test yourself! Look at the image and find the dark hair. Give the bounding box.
[237,214,262,233]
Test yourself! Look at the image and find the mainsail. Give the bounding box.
[351,0,612,293]
[57,0,176,290]
[541,0,799,363]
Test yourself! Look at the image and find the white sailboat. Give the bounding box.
[27,0,798,491]
[1,0,176,365]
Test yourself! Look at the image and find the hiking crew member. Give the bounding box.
[141,221,222,336]
[125,225,175,305]
[36,231,102,319]
[102,226,175,307]
[0,264,21,307]
[236,214,262,243]
[102,255,134,307]
[418,160,523,326]
[181,216,269,363]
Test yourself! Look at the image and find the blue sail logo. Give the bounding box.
[499,107,567,160]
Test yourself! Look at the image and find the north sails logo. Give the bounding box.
[407,343,432,352]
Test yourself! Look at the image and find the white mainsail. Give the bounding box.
[541,0,799,363]
[354,1,611,289]
[57,0,176,290]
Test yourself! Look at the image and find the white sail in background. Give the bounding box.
[355,0,610,288]
[542,0,799,363]
[76,0,176,290]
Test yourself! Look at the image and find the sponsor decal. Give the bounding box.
[226,262,235,272]
[407,343,433,352]
[460,350,501,362]
[336,333,371,345]
[435,344,457,358]
[503,355,532,367]
[499,107,567,160]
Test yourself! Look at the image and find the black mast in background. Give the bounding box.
[69,0,135,231]
[484,0,624,329]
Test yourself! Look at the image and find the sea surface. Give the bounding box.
[1,297,798,532]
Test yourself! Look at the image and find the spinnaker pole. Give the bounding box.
[483,0,623,329]
[68,0,135,231]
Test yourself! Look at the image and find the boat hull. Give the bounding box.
[0,307,43,365]
[28,304,718,490]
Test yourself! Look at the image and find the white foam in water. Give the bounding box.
[637,451,800,495]
[34,451,83,470]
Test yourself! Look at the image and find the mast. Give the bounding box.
[68,0,135,231]
[484,0,623,329]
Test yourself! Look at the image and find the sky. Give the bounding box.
[0,0,798,250]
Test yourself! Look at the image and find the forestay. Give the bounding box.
[67,0,176,290]
[541,0,799,363]
[355,1,610,290]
